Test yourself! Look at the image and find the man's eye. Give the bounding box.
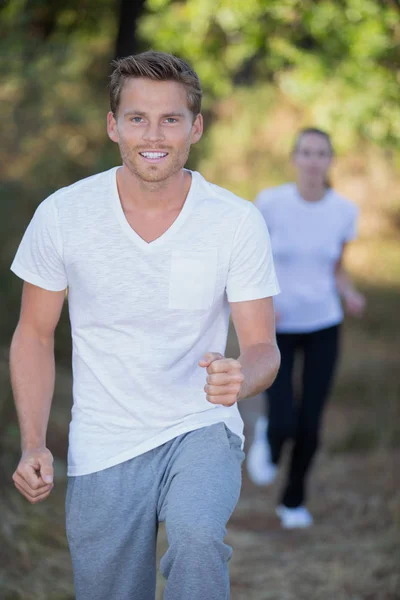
[131,117,143,123]
[165,118,177,123]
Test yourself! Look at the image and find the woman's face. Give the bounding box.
[292,133,333,184]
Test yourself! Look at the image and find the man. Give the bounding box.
[10,51,280,600]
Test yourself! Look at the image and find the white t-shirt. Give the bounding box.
[255,183,358,334]
[11,167,280,476]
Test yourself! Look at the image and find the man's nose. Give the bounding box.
[142,123,165,143]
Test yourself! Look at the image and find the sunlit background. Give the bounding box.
[1,1,399,598]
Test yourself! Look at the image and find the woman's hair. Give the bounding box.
[292,127,334,155]
[109,51,202,118]
[292,127,334,188]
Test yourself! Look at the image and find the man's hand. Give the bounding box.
[12,448,54,504]
[199,352,244,406]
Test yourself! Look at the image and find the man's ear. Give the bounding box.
[191,113,203,145]
[107,111,119,143]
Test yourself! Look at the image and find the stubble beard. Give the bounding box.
[120,140,192,186]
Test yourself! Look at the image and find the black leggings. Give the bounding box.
[266,324,340,508]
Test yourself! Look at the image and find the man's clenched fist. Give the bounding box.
[12,448,54,504]
[199,352,244,406]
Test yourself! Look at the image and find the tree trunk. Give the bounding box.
[115,0,148,59]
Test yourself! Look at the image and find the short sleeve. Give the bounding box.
[10,198,68,291]
[226,203,280,303]
[343,204,359,243]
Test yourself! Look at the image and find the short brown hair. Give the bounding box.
[109,51,202,117]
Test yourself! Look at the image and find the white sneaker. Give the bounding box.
[276,505,313,529]
[246,416,278,486]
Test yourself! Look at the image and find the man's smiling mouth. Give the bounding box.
[139,151,168,159]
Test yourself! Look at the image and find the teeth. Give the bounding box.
[141,152,167,159]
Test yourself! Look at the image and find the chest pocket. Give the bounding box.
[168,251,217,310]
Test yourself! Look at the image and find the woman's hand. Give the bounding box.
[343,289,366,317]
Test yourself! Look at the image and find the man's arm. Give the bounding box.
[231,297,280,399]
[199,297,280,406]
[10,282,66,503]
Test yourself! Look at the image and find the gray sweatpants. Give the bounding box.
[65,422,244,600]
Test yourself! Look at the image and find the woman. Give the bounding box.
[247,128,365,528]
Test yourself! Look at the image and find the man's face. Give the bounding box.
[107,78,203,184]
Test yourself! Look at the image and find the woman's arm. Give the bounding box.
[335,244,366,317]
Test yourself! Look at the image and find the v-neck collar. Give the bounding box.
[110,167,198,251]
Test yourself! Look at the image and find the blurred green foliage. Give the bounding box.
[0,1,120,348]
[0,0,399,349]
[141,0,400,150]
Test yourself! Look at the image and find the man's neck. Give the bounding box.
[116,166,192,214]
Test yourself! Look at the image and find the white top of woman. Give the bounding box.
[255,128,365,334]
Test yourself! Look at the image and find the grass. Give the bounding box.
[0,478,74,600]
